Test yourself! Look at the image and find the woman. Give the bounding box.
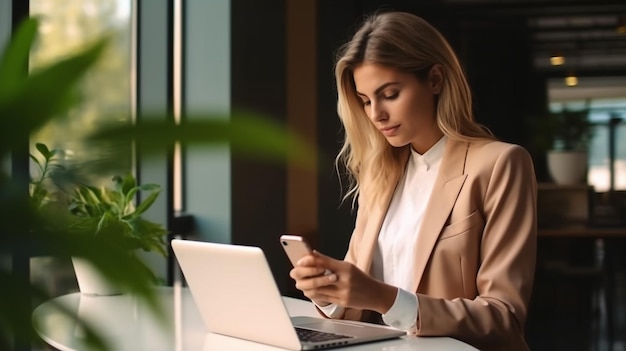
[290,11,537,351]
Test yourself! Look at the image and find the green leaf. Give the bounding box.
[134,190,160,216]
[48,148,59,159]
[84,186,102,206]
[137,183,160,192]
[35,142,50,159]
[0,17,38,98]
[88,111,318,169]
[0,35,109,154]
[124,187,139,210]
[121,173,136,195]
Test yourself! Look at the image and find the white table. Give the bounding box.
[32,286,478,351]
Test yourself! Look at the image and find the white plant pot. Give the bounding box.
[72,257,124,296]
[547,150,588,185]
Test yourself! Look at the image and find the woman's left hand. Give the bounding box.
[296,251,397,314]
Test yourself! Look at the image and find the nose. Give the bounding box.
[368,101,388,123]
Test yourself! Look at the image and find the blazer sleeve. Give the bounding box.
[415,144,537,351]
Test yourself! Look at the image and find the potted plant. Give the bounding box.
[29,143,168,295]
[531,107,593,185]
[67,173,168,295]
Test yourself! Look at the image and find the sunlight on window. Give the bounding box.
[30,0,133,183]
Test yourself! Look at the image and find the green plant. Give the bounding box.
[68,173,168,257]
[552,108,593,151]
[530,107,594,153]
[29,143,167,256]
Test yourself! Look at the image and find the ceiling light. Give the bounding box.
[565,72,578,87]
[618,15,626,34]
[550,52,565,66]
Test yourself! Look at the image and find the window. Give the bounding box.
[548,77,626,192]
[30,0,134,184]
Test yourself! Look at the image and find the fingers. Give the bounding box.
[309,251,343,273]
[293,270,338,290]
[301,286,340,305]
[294,251,341,275]
[293,252,335,277]
[289,266,327,280]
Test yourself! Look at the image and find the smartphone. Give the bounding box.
[280,235,314,267]
[280,235,333,276]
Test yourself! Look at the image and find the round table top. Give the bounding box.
[32,286,478,351]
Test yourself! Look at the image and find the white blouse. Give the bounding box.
[373,136,446,330]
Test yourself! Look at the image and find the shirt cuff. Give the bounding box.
[315,302,345,319]
[381,288,418,331]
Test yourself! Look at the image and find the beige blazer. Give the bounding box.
[340,139,537,351]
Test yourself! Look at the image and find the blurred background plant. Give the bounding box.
[1,16,315,351]
[529,106,594,154]
[29,143,63,210]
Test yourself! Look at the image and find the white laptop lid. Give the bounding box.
[171,239,302,350]
[171,239,405,350]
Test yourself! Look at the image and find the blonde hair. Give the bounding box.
[334,11,493,208]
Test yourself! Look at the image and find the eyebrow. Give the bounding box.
[356,82,400,97]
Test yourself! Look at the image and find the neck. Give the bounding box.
[410,129,444,154]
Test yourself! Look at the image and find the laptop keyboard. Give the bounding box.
[295,327,353,342]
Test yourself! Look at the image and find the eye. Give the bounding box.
[361,100,371,107]
[384,92,399,100]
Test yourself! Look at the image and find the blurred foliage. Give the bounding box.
[30,143,168,262]
[528,107,594,153]
[29,142,64,210]
[68,173,168,259]
[1,16,316,351]
[0,17,157,351]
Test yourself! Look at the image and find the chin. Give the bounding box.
[385,138,410,148]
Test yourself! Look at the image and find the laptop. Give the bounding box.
[171,239,405,350]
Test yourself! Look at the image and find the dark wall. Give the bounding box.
[316,0,363,259]
[230,0,289,292]
[448,14,548,178]
[454,18,547,145]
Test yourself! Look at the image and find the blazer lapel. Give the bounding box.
[411,140,469,292]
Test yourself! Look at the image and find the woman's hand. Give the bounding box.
[289,251,397,314]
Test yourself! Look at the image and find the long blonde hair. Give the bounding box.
[335,11,493,208]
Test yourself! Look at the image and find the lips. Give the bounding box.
[380,125,400,136]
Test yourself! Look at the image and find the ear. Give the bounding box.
[428,64,444,94]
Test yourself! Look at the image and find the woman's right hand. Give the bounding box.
[290,251,396,315]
